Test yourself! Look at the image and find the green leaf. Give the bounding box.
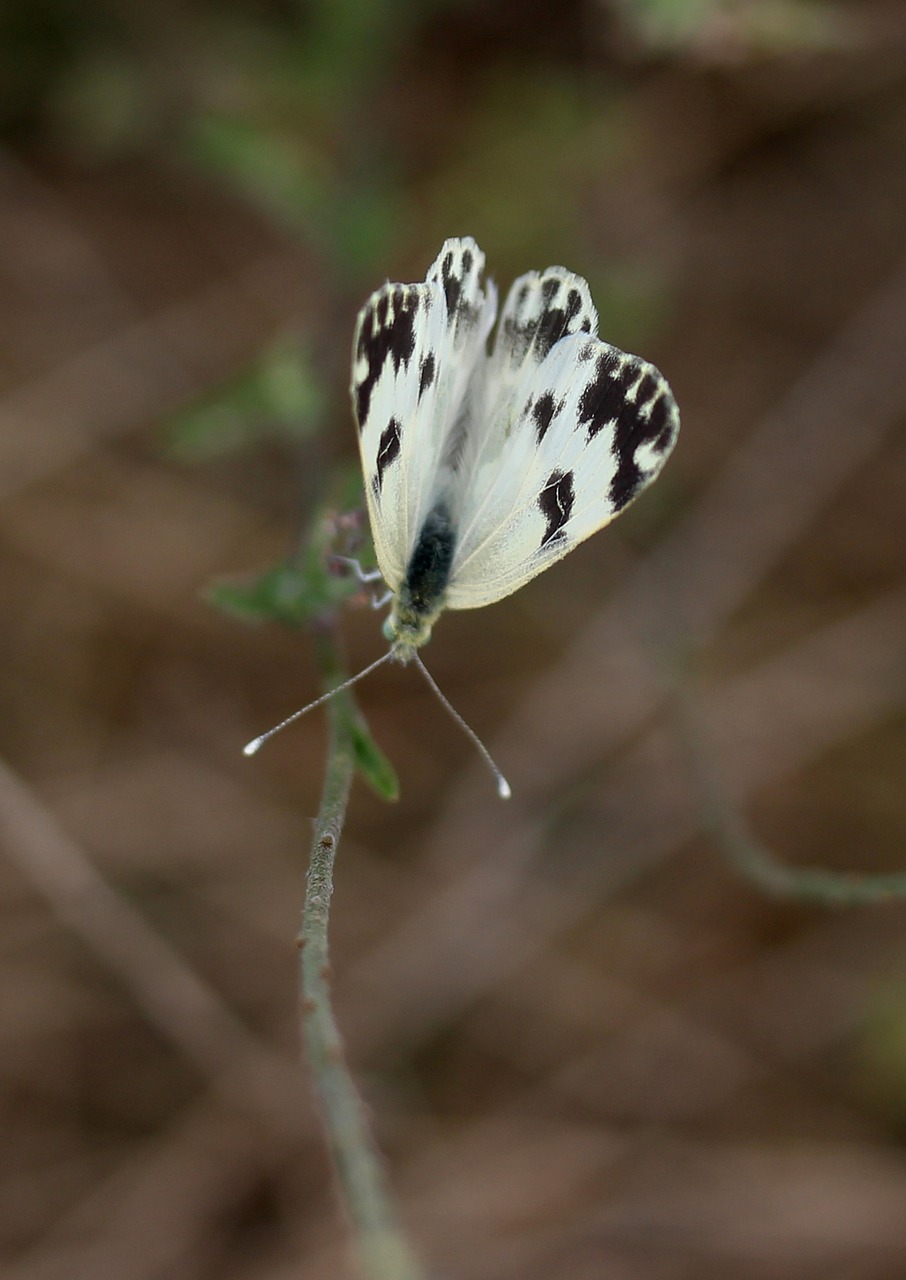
[343,701,399,801]
[205,469,376,629]
[207,557,359,629]
[207,564,317,628]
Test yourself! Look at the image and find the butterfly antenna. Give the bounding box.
[414,654,511,799]
[243,651,395,756]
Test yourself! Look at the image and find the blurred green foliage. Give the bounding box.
[616,0,853,58]
[1,0,846,328]
[419,68,625,272]
[206,465,370,629]
[163,337,328,461]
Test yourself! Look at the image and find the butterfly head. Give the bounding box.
[383,596,441,664]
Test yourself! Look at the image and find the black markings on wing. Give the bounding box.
[418,352,436,400]
[608,452,642,510]
[437,245,468,316]
[498,269,596,373]
[375,417,402,492]
[578,350,636,441]
[353,285,421,429]
[539,469,575,547]
[645,391,675,452]
[576,345,679,512]
[531,390,564,443]
[440,249,462,315]
[535,280,585,358]
[430,241,484,339]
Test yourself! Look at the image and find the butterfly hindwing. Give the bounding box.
[351,238,497,591]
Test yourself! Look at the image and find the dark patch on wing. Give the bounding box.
[418,352,436,400]
[375,417,402,492]
[532,391,562,443]
[354,287,420,429]
[534,280,585,359]
[646,392,676,452]
[440,250,461,317]
[437,245,484,338]
[606,364,679,512]
[612,377,673,458]
[403,503,457,614]
[539,469,575,547]
[577,352,638,442]
[636,371,658,406]
[609,452,643,511]
[501,273,591,368]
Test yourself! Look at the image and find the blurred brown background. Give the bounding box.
[2,1,906,1277]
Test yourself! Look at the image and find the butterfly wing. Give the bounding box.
[445,267,679,609]
[350,238,497,591]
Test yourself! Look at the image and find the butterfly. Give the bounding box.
[245,238,678,793]
[351,236,680,662]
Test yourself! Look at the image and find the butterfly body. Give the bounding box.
[351,238,679,659]
[382,499,457,660]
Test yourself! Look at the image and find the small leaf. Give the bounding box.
[343,703,399,801]
[206,557,356,629]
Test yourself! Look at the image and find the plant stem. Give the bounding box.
[299,632,425,1280]
[673,676,906,906]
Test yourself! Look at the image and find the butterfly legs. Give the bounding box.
[330,555,392,610]
[331,554,383,584]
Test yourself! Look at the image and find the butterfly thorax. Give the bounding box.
[383,501,456,662]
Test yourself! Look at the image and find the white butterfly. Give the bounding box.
[351,236,680,662]
[245,238,678,792]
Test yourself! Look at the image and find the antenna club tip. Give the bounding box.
[242,739,262,757]
[498,779,512,800]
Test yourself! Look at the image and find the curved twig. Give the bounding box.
[671,668,906,907]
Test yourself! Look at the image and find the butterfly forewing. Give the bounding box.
[351,238,496,591]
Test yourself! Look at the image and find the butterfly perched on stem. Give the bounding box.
[244,238,679,794]
[352,237,679,663]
